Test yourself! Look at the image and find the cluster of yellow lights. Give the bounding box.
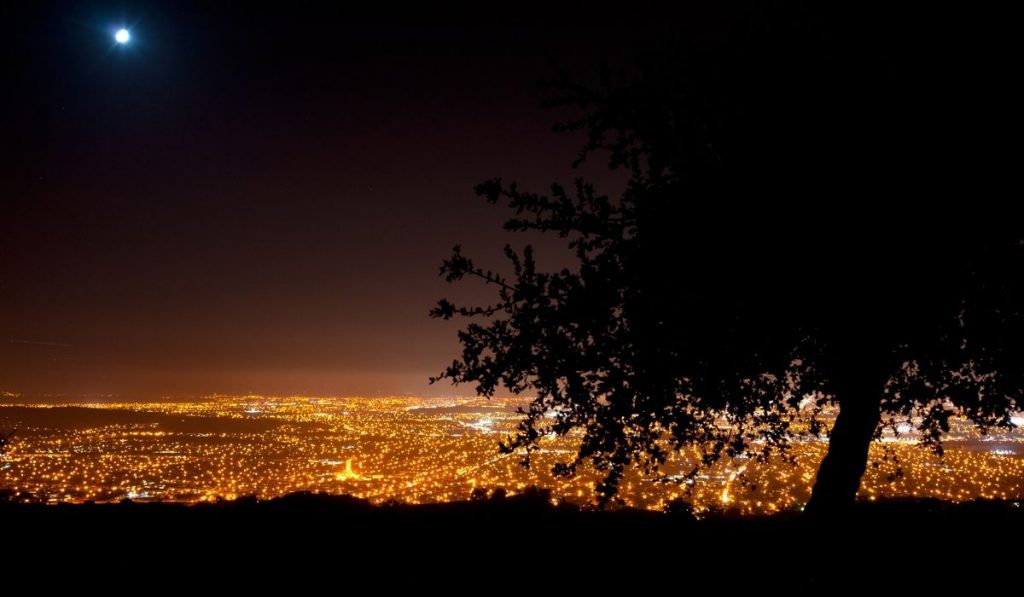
[1,395,1022,514]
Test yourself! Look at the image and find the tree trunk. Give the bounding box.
[804,373,883,516]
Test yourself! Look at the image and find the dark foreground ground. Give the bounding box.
[2,493,1021,591]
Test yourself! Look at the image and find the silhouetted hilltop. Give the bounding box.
[2,493,1020,590]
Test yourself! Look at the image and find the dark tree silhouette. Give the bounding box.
[0,430,11,491]
[432,8,1021,511]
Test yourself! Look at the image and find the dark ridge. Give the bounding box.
[2,492,1020,589]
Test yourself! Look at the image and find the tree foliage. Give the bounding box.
[432,10,1022,506]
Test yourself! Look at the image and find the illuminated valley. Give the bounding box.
[1,395,1022,514]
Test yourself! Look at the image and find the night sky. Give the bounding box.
[2,3,658,397]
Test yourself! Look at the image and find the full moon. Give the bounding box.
[115,29,130,44]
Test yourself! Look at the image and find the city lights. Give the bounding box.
[1,395,1022,514]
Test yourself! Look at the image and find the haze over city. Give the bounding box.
[3,4,612,397]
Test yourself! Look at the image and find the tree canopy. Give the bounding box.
[432,8,1022,509]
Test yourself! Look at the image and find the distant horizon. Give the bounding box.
[0,388,523,402]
